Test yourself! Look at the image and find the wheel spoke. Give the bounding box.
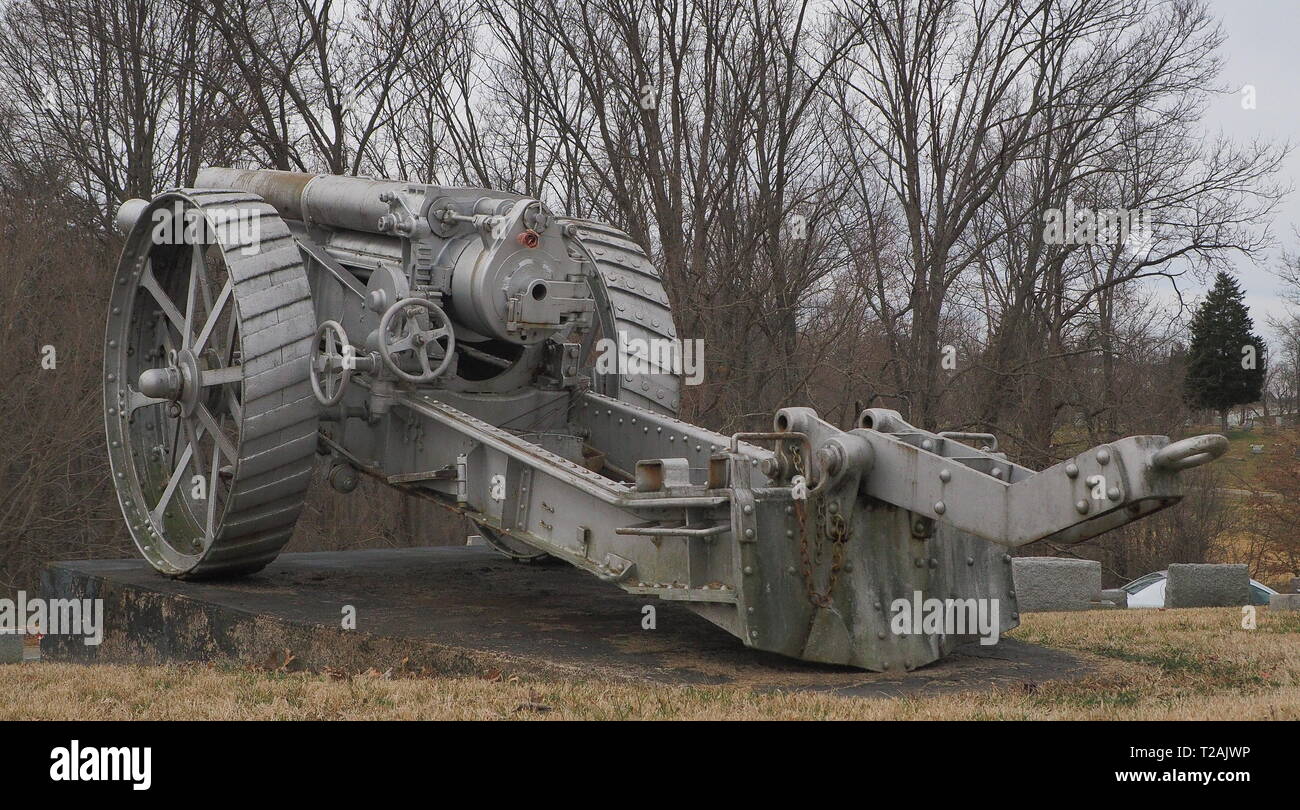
[166,407,182,464]
[151,442,194,522]
[139,259,185,334]
[182,241,204,349]
[193,278,232,355]
[226,387,243,422]
[194,403,238,462]
[205,438,220,540]
[200,365,244,387]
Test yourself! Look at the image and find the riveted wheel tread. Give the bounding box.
[105,189,320,579]
[559,218,683,415]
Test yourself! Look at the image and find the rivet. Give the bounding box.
[1003,554,1012,563]
[1107,487,1120,501]
[1075,499,1089,514]
[928,558,938,569]
[1096,448,1111,465]
[1065,463,1079,479]
[743,566,753,575]
[750,630,758,638]
[933,501,946,515]
[966,556,975,565]
[921,439,934,451]
[744,528,754,539]
[939,468,951,483]
[742,504,753,515]
[877,631,886,640]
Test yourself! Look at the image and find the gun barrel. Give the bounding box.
[196,167,409,234]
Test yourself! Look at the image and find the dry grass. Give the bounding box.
[1,607,1297,720]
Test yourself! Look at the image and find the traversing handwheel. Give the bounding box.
[311,320,353,406]
[378,297,455,383]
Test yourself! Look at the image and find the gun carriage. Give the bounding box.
[105,169,1227,670]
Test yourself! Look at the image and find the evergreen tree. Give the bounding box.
[1183,272,1266,429]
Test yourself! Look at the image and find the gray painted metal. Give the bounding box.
[106,190,318,577]
[106,169,1229,669]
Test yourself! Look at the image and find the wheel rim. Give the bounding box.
[105,190,319,577]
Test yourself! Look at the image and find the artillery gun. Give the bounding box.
[105,169,1228,671]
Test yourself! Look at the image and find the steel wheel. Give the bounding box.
[561,218,682,416]
[105,190,319,578]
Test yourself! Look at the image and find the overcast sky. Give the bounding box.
[1197,0,1299,338]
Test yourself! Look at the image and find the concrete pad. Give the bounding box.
[1165,564,1250,608]
[41,547,1094,698]
[1269,594,1300,612]
[0,632,22,664]
[1012,557,1103,612]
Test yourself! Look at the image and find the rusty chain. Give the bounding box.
[786,438,851,609]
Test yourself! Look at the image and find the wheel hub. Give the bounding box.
[138,349,203,416]
[138,366,182,400]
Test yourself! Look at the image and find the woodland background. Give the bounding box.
[1,0,1298,593]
